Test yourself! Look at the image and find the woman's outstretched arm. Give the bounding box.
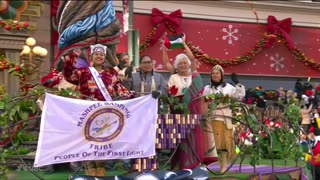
[182,35,196,72]
[162,47,175,74]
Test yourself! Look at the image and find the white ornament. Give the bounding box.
[270,53,285,72]
[154,63,163,70]
[222,25,238,45]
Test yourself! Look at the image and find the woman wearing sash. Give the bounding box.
[164,44,218,170]
[63,44,135,177]
[201,65,245,173]
[64,44,135,101]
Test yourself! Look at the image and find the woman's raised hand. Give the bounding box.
[73,48,82,56]
[160,32,169,51]
[182,33,186,43]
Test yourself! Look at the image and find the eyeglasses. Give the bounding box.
[141,61,152,64]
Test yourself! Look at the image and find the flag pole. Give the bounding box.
[128,0,138,67]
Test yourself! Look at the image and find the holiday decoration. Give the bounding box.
[0,19,34,31]
[222,25,239,45]
[150,8,182,45]
[265,16,295,50]
[139,8,183,53]
[139,12,320,72]
[139,25,158,53]
[289,42,320,71]
[187,38,268,66]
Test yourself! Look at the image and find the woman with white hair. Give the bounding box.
[167,53,193,97]
[164,43,218,170]
[162,34,197,74]
[167,53,195,169]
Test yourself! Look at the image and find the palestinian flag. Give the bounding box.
[164,34,184,49]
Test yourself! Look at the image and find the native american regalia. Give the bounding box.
[202,83,245,155]
[131,71,167,97]
[201,65,245,173]
[48,0,126,177]
[63,54,135,101]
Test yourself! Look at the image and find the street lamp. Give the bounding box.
[20,37,47,83]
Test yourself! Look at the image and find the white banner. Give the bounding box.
[34,93,158,167]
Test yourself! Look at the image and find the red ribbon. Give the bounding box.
[150,8,183,45]
[265,15,295,50]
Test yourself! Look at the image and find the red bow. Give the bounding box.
[265,16,295,50]
[150,8,183,45]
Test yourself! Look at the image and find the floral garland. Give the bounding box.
[166,23,271,66]
[139,24,160,53]
[139,20,320,70]
[277,34,320,71]
[192,32,320,69]
[203,92,232,104]
[139,23,178,53]
[139,22,269,66]
[187,38,268,66]
[0,19,34,31]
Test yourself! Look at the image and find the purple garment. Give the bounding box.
[75,57,88,68]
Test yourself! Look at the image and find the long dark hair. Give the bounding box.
[139,55,153,78]
[210,68,226,88]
